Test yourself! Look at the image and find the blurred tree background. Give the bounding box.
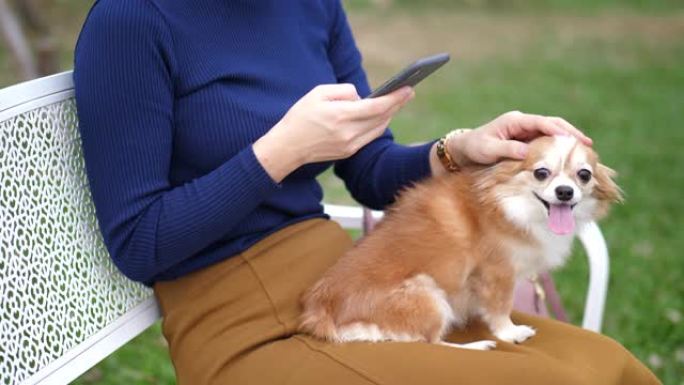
[1,0,682,384]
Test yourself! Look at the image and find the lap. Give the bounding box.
[155,219,659,385]
[228,312,655,385]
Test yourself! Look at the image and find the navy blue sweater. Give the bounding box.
[74,0,433,285]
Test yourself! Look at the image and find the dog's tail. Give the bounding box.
[298,280,339,341]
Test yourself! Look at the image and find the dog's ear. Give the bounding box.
[593,163,624,203]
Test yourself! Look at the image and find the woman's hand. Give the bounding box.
[431,111,592,175]
[254,84,414,182]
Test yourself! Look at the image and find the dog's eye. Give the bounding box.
[533,168,551,181]
[577,169,592,183]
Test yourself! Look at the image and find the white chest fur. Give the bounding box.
[504,225,575,279]
[498,195,577,278]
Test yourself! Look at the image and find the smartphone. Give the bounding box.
[367,53,450,98]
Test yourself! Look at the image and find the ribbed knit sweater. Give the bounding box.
[74,0,433,285]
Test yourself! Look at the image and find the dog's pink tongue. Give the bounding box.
[548,204,575,235]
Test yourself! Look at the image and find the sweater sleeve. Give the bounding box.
[74,0,280,283]
[327,0,434,210]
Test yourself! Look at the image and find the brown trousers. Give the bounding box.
[154,218,660,385]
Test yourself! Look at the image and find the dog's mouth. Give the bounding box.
[533,193,550,211]
[533,193,576,235]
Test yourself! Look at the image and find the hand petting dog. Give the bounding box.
[430,110,593,176]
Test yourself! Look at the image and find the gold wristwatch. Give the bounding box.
[436,129,471,172]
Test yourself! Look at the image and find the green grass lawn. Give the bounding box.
[0,1,681,384]
[348,0,684,13]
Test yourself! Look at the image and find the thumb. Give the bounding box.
[493,139,529,160]
[314,83,360,101]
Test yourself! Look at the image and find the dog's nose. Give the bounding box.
[555,185,574,202]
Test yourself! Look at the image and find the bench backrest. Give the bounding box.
[0,72,160,385]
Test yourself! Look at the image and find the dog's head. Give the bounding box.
[475,135,623,236]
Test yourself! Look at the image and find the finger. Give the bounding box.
[359,98,406,127]
[510,113,593,146]
[343,86,414,120]
[511,113,567,138]
[490,139,529,160]
[348,96,407,142]
[358,120,392,148]
[548,117,593,146]
[346,113,391,141]
[315,83,360,101]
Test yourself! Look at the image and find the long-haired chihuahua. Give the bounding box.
[300,135,622,350]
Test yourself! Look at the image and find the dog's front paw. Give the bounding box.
[494,324,536,343]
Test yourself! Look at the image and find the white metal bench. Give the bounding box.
[0,71,610,385]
